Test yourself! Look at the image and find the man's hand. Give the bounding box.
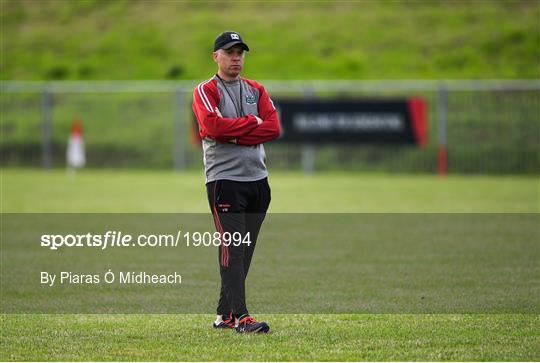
[215,107,263,125]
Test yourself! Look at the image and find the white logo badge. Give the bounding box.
[231,33,240,40]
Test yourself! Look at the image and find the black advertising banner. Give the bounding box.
[273,98,428,146]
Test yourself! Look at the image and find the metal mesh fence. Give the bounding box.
[1,80,538,174]
[446,89,539,173]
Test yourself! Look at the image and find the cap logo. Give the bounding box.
[230,33,240,40]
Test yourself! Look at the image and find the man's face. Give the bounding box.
[213,45,245,78]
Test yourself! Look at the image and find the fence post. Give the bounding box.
[42,89,53,169]
[173,88,186,171]
[437,84,448,175]
[301,86,315,174]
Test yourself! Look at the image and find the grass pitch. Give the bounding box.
[1,169,539,361]
[2,169,538,213]
[2,314,538,361]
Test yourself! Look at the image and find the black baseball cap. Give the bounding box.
[213,31,249,52]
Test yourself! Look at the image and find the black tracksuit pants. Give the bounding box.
[206,177,271,317]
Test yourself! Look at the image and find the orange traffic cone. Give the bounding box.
[66,119,86,170]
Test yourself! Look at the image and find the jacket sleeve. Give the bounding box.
[235,85,281,146]
[192,81,260,140]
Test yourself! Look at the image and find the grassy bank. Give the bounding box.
[2,0,539,80]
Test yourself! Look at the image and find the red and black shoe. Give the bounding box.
[235,314,270,333]
[213,314,234,329]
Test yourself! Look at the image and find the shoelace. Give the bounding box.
[240,316,257,325]
[223,315,234,325]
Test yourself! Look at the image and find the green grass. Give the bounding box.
[2,1,539,173]
[2,169,538,212]
[2,314,538,361]
[2,0,539,80]
[1,169,539,361]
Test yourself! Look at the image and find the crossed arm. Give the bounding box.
[192,83,281,146]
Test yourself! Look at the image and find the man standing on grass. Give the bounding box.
[192,31,281,333]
